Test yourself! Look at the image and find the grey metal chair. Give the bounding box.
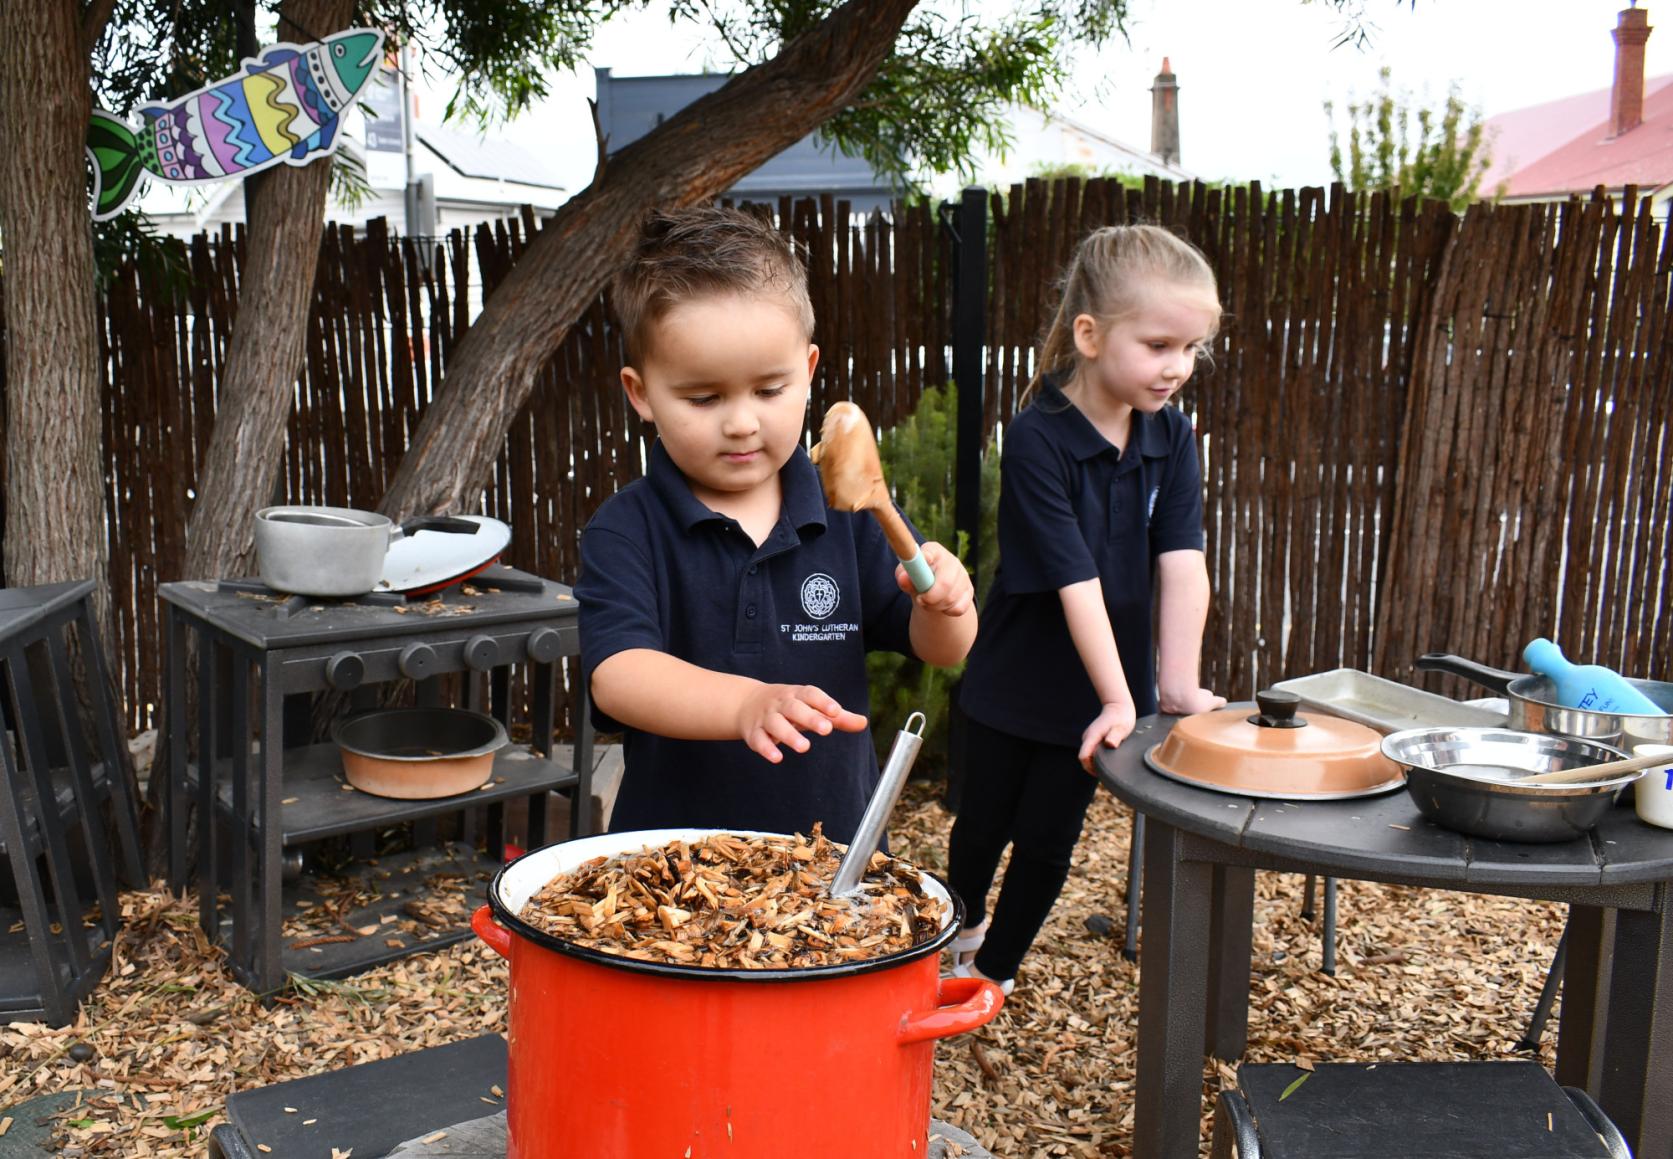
[0,581,143,1026]
[1212,1061,1631,1159]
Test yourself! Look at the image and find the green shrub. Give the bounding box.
[866,383,1000,775]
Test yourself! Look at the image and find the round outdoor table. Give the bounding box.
[1096,711,1673,1159]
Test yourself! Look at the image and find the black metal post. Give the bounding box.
[950,185,987,584]
[942,186,987,815]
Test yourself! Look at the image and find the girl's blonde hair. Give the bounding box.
[1026,223,1221,401]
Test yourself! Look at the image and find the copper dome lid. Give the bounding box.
[1145,690,1405,799]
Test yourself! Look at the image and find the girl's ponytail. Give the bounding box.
[1023,224,1220,404]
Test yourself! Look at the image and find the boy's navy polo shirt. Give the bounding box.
[960,381,1206,748]
[576,440,919,844]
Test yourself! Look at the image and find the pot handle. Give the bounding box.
[898,976,1004,1045]
[472,905,513,960]
[1414,652,1520,694]
[396,515,481,539]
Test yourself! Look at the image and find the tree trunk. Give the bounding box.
[0,0,105,621]
[181,0,354,583]
[148,0,352,873]
[377,0,922,520]
[0,2,142,880]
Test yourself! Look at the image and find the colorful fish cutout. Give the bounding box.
[86,29,384,221]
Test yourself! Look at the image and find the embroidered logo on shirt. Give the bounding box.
[799,573,840,620]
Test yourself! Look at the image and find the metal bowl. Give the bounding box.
[333,708,508,799]
[1380,726,1634,843]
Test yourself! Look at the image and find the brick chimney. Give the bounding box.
[1151,57,1180,167]
[1612,5,1653,136]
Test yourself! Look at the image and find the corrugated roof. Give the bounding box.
[417,125,565,190]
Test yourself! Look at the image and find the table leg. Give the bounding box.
[166,608,188,892]
[196,632,219,940]
[527,659,556,850]
[1134,818,1216,1159]
[229,655,251,975]
[572,672,595,839]
[1124,809,1144,962]
[1204,863,1255,1059]
[1597,888,1673,1158]
[1556,904,1611,1090]
[257,661,285,998]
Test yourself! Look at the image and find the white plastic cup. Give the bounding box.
[1632,744,1673,830]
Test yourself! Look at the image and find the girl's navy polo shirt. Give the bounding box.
[576,440,918,844]
[959,383,1206,748]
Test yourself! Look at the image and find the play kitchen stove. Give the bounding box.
[160,564,592,996]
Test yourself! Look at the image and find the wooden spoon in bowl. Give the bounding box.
[1445,747,1672,786]
[809,402,934,592]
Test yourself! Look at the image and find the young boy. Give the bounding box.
[576,207,977,844]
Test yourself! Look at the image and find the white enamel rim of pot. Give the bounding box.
[486,828,964,982]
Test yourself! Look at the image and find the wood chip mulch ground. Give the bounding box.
[0,781,1565,1157]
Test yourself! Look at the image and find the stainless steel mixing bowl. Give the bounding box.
[1380,726,1637,842]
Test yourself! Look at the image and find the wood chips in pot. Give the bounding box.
[518,827,947,969]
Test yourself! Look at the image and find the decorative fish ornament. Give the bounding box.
[86,29,384,221]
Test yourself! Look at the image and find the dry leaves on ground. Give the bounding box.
[0,782,1563,1157]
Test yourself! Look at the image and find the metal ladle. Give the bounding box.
[1443,746,1672,786]
[829,711,927,897]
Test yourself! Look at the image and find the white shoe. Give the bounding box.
[948,918,989,968]
[950,959,1015,997]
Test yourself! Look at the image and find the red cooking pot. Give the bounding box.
[472,828,1003,1159]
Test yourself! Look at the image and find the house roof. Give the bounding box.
[1482,73,1673,198]
[417,125,565,190]
[1037,106,1195,182]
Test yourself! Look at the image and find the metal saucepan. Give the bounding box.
[1382,726,1637,842]
[1416,653,1673,750]
[254,505,479,597]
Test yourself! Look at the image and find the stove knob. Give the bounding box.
[399,642,437,679]
[464,634,499,670]
[326,651,365,690]
[527,627,564,664]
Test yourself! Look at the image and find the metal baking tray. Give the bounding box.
[1271,668,1508,735]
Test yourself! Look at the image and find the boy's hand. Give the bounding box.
[1078,700,1137,774]
[1158,686,1226,715]
[897,541,975,617]
[736,683,868,763]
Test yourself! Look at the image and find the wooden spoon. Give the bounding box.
[809,402,934,592]
[1442,747,1672,786]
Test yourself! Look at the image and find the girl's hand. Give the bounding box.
[735,683,868,763]
[1078,700,1137,774]
[897,540,975,617]
[1158,686,1227,715]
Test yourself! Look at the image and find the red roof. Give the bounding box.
[1483,74,1673,198]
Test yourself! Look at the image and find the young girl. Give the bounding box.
[947,224,1226,994]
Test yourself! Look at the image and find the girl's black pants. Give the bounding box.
[946,715,1101,981]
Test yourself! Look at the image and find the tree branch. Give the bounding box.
[80,0,117,56]
[378,0,924,521]
[588,96,607,189]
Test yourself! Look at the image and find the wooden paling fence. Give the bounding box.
[7,179,1671,731]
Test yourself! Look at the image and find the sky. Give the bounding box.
[409,0,1673,197]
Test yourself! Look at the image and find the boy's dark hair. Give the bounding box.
[611,205,815,365]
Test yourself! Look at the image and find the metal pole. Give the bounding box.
[951,185,987,588]
[399,42,417,236]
